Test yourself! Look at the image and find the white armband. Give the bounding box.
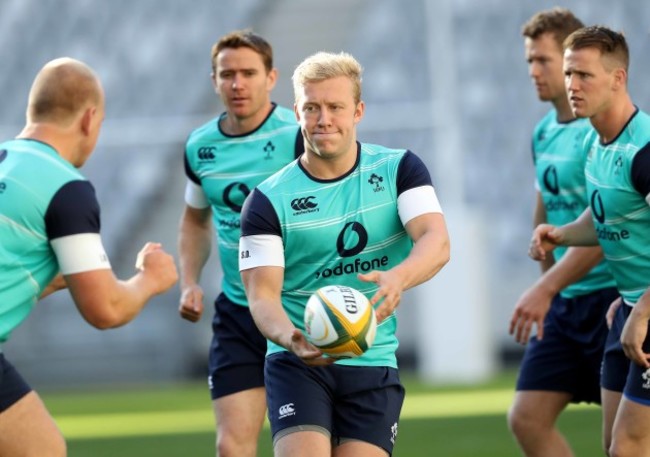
[397,186,443,225]
[239,235,284,271]
[184,180,209,209]
[51,233,111,274]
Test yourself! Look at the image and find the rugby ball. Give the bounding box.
[304,285,377,358]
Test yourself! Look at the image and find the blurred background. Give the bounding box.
[2,0,649,389]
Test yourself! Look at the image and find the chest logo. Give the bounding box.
[263,141,275,160]
[291,196,317,211]
[614,156,623,175]
[223,182,250,213]
[198,146,216,161]
[542,166,559,195]
[368,173,385,192]
[590,190,605,224]
[337,222,368,258]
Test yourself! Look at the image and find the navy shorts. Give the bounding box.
[265,351,405,455]
[208,293,267,399]
[601,303,650,405]
[0,353,32,412]
[601,302,631,393]
[516,287,619,404]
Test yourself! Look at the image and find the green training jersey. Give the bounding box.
[584,109,650,305]
[0,139,104,342]
[240,143,442,368]
[184,104,301,306]
[532,110,615,297]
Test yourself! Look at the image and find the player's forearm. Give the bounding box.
[538,255,555,274]
[69,270,163,329]
[242,267,293,348]
[391,228,450,291]
[178,223,212,288]
[533,246,604,296]
[40,273,67,299]
[106,272,164,326]
[560,210,599,246]
[533,193,555,273]
[631,289,650,320]
[249,298,295,349]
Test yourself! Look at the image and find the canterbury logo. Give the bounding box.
[198,146,216,160]
[278,403,295,418]
[291,196,317,211]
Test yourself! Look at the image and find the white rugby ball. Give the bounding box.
[303,285,377,358]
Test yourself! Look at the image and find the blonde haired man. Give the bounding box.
[240,51,449,457]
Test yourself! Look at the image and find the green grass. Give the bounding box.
[40,371,604,457]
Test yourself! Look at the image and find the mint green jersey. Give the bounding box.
[584,109,650,304]
[532,110,615,297]
[0,139,101,342]
[184,104,301,306]
[241,143,438,368]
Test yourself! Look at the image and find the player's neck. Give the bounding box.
[221,102,273,136]
[590,96,636,144]
[300,147,358,180]
[16,123,78,164]
[553,96,575,123]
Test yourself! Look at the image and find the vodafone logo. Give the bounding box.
[223,182,250,213]
[590,190,605,224]
[543,165,559,195]
[336,222,368,257]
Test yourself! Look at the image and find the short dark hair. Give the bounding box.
[211,30,273,73]
[522,8,584,50]
[564,25,629,72]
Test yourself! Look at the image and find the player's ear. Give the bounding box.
[294,102,301,122]
[210,71,220,93]
[266,68,278,91]
[354,100,365,125]
[612,67,627,91]
[79,106,96,136]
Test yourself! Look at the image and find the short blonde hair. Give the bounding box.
[27,58,102,125]
[292,51,363,104]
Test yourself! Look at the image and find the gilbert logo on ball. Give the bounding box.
[304,285,377,358]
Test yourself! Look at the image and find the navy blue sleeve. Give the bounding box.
[184,151,201,185]
[294,129,305,159]
[396,150,433,196]
[631,143,650,197]
[44,180,101,240]
[240,188,282,237]
[530,137,536,166]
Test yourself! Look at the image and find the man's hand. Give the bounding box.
[529,224,564,261]
[286,329,334,366]
[621,307,650,368]
[179,284,204,322]
[509,284,554,344]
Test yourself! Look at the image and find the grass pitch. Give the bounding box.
[41,371,603,456]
